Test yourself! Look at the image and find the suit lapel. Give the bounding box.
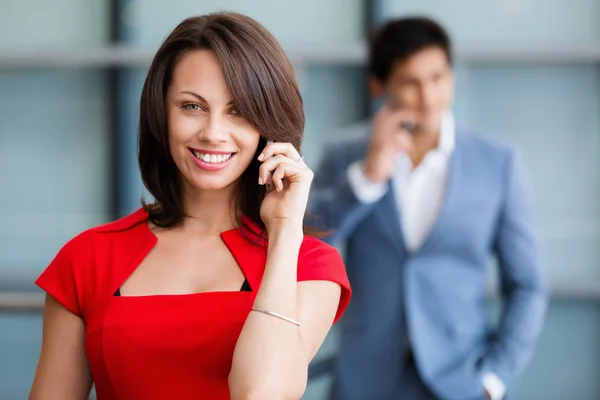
[375,182,407,255]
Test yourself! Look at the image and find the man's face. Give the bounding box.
[385,46,454,134]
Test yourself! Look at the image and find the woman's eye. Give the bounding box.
[183,103,201,111]
[229,107,241,116]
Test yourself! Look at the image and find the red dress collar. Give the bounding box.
[95,208,268,294]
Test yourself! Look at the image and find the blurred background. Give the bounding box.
[1,0,600,399]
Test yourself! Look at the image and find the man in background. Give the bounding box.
[309,17,548,400]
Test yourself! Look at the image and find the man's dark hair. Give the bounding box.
[368,16,452,82]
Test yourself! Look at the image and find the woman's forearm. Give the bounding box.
[229,226,308,400]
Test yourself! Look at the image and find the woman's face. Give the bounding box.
[165,49,261,194]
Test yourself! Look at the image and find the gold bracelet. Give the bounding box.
[251,307,300,326]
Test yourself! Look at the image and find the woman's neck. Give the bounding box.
[180,186,238,236]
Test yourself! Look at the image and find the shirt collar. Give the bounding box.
[437,109,455,156]
[395,109,455,168]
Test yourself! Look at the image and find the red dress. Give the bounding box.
[35,208,351,399]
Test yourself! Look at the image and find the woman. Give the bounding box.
[30,12,350,400]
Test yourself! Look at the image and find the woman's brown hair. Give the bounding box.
[138,12,307,234]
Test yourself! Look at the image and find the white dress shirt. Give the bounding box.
[346,111,506,400]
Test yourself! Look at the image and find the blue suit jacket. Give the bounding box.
[308,129,548,400]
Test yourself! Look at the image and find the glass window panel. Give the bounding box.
[0,71,110,287]
[123,0,363,47]
[0,0,107,49]
[380,0,600,46]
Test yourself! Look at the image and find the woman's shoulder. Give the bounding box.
[299,236,340,259]
[52,208,156,278]
[35,208,154,317]
[297,236,347,281]
[297,236,351,324]
[44,207,152,281]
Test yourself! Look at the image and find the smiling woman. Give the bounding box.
[29,12,351,400]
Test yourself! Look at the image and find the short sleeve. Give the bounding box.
[35,234,87,317]
[297,239,351,324]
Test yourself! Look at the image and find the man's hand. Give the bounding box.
[362,104,416,182]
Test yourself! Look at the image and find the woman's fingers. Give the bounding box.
[258,154,312,192]
[270,162,313,192]
[258,142,302,163]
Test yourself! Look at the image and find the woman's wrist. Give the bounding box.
[266,220,303,242]
[267,224,303,250]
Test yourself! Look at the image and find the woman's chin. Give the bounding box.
[188,177,237,192]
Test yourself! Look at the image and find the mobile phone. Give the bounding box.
[385,94,416,133]
[264,140,274,193]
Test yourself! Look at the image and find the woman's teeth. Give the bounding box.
[192,151,233,163]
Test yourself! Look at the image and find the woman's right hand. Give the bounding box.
[257,142,314,237]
